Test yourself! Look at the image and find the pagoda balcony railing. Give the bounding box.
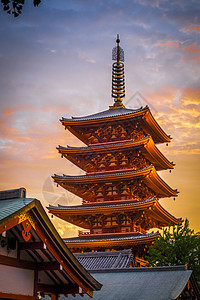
[78,230,91,236]
[134,257,148,267]
[133,226,146,234]
[131,225,146,234]
[78,226,146,237]
[82,197,145,205]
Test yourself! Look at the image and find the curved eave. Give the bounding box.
[53,166,154,183]
[57,136,150,153]
[144,136,174,170]
[60,108,148,146]
[64,233,159,248]
[150,201,179,225]
[57,135,174,171]
[60,107,147,126]
[0,199,102,294]
[32,205,102,293]
[143,109,171,143]
[60,106,171,145]
[143,168,178,198]
[48,198,157,224]
[53,166,178,198]
[48,198,179,229]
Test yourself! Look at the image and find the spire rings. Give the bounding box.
[112,61,125,100]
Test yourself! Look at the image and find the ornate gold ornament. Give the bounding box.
[18,212,36,230]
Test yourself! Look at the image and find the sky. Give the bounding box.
[0,0,199,237]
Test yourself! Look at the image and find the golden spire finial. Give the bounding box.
[110,34,125,109]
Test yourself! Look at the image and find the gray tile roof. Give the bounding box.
[61,106,146,122]
[0,187,26,200]
[64,232,159,243]
[57,135,149,151]
[74,249,132,271]
[0,187,34,221]
[53,165,152,180]
[48,196,155,210]
[57,266,195,300]
[0,198,34,221]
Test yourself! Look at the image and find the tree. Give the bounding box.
[146,219,200,284]
[1,0,41,17]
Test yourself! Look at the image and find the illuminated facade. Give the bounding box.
[48,36,179,261]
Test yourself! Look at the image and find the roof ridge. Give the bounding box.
[0,187,26,200]
[58,135,151,150]
[64,232,159,243]
[61,106,147,122]
[49,196,156,210]
[89,265,189,273]
[53,164,153,180]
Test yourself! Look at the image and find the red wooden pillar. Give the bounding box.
[51,294,58,300]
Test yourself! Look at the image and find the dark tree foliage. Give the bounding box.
[1,0,41,17]
[146,219,200,284]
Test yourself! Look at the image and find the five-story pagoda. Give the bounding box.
[48,36,179,260]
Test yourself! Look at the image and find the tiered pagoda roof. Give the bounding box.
[48,35,179,256]
[49,197,179,230]
[63,232,159,253]
[57,135,174,171]
[60,106,171,145]
[53,166,178,201]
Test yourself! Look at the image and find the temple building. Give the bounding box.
[48,35,179,262]
[0,188,101,300]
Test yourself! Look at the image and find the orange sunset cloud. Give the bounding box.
[156,41,179,48]
[0,1,199,237]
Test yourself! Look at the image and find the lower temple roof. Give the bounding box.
[74,249,133,271]
[57,265,199,300]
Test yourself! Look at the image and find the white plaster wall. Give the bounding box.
[0,264,34,296]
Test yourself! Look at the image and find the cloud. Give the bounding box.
[156,41,179,48]
[0,0,199,233]
[188,26,200,32]
[186,45,200,54]
[183,44,200,64]
[142,86,200,156]
[55,220,83,238]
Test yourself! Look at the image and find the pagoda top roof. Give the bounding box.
[60,105,171,144]
[62,106,145,123]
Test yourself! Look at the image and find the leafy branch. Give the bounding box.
[1,0,41,17]
[146,219,200,285]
